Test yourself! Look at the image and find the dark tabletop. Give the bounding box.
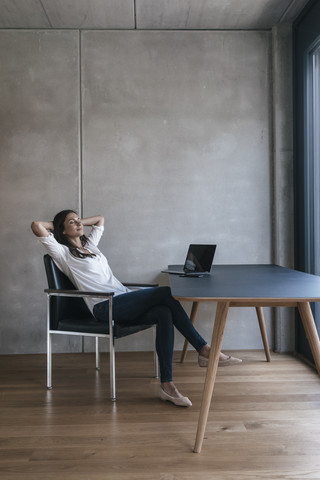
[166,264,320,301]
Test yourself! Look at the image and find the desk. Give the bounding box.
[167,264,320,453]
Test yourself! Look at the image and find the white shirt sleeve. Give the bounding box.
[38,233,66,260]
[86,225,104,247]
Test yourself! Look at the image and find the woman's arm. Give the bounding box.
[81,215,104,227]
[31,220,53,237]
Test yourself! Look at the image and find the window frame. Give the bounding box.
[293,0,320,363]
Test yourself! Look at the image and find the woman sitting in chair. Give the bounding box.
[31,210,241,407]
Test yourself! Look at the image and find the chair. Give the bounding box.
[44,254,159,400]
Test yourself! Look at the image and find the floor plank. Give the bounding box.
[0,350,320,480]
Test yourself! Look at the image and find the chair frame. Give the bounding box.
[45,287,159,401]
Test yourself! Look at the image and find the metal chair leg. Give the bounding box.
[109,336,116,401]
[47,295,52,389]
[108,297,116,401]
[95,337,100,370]
[153,325,159,378]
[47,333,52,389]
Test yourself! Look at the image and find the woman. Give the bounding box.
[31,210,241,407]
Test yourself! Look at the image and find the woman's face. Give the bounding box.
[63,212,83,239]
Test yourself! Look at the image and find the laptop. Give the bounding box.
[162,244,216,276]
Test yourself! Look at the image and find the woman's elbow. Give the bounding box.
[31,221,39,234]
[97,215,104,226]
[31,221,45,237]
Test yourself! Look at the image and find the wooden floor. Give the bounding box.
[0,350,320,480]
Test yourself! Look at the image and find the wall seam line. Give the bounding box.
[78,29,85,354]
[78,29,84,218]
[134,0,137,29]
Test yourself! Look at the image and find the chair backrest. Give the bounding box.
[44,254,93,330]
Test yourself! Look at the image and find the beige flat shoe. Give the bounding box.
[159,387,192,407]
[198,354,242,367]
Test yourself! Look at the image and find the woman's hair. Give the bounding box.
[53,210,94,259]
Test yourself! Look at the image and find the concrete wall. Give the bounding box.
[0,30,82,353]
[0,28,279,354]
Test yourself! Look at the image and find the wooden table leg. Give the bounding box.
[255,306,271,362]
[193,301,229,454]
[180,301,200,363]
[298,302,320,376]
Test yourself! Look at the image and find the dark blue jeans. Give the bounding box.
[93,286,207,383]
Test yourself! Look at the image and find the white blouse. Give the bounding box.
[38,225,129,313]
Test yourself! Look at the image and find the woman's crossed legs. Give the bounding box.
[93,286,240,406]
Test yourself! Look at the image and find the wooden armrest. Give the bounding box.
[44,289,114,298]
[122,283,158,288]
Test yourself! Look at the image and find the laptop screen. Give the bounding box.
[184,244,216,273]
